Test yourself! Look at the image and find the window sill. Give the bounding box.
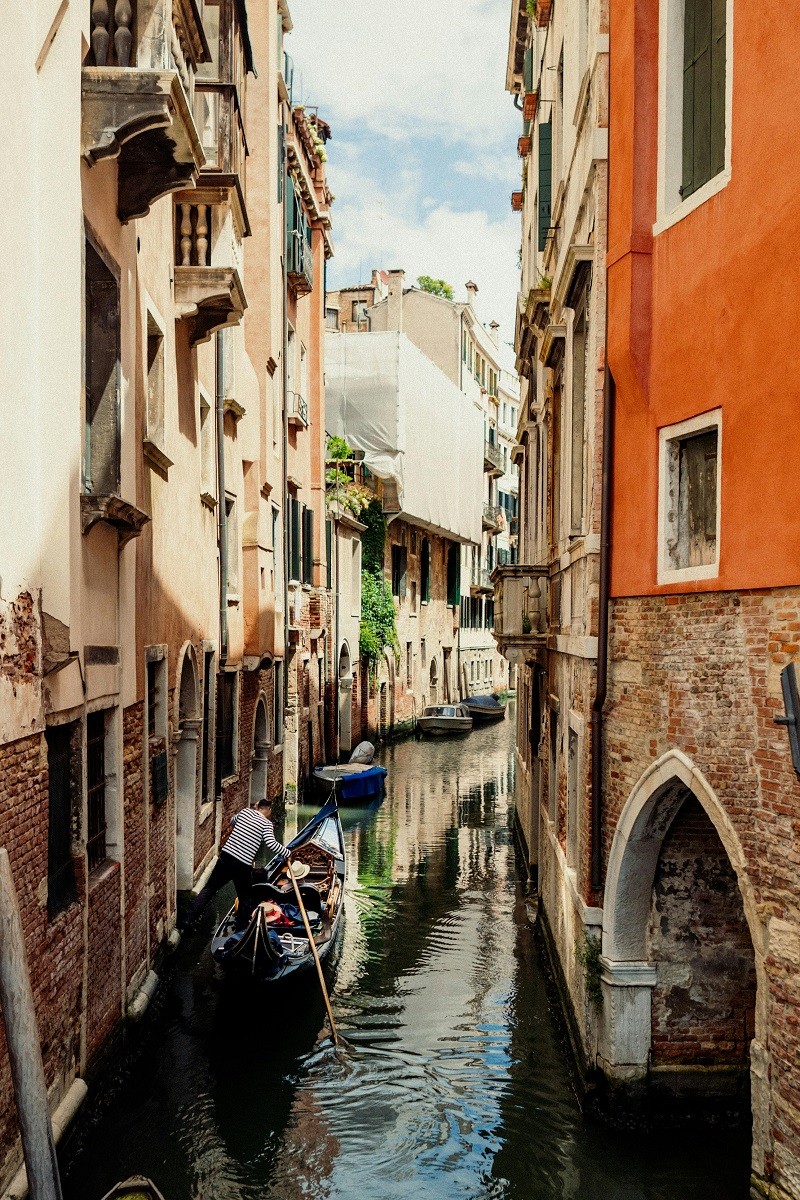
[656,562,719,587]
[198,800,214,826]
[220,773,239,789]
[143,438,173,475]
[653,169,731,236]
[201,491,217,511]
[88,858,120,891]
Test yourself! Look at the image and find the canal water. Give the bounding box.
[60,706,750,1200]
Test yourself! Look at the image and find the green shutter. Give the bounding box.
[285,173,296,267]
[303,506,314,584]
[277,123,284,203]
[524,46,534,92]
[682,0,725,200]
[710,0,726,177]
[537,122,552,252]
[290,497,300,581]
[325,517,332,590]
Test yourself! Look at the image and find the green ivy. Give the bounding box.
[576,930,603,1010]
[358,499,399,678]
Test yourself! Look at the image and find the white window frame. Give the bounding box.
[655,0,734,235]
[657,409,722,585]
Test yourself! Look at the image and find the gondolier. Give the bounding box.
[178,798,289,932]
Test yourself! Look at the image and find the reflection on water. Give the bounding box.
[60,706,749,1200]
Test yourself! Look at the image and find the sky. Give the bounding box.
[287,0,522,352]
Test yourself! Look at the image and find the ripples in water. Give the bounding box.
[60,712,749,1200]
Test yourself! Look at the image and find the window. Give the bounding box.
[406,642,413,688]
[84,240,120,496]
[86,710,108,870]
[199,387,215,501]
[570,294,588,535]
[302,505,314,584]
[681,0,726,200]
[274,661,284,746]
[391,544,407,598]
[46,723,78,919]
[225,493,238,593]
[201,651,215,805]
[326,308,339,330]
[288,495,301,582]
[421,638,426,667]
[548,712,559,825]
[300,342,308,408]
[146,652,168,806]
[420,538,430,603]
[352,300,368,326]
[658,0,730,227]
[145,310,165,458]
[537,123,552,253]
[272,506,282,597]
[567,728,579,868]
[659,413,720,581]
[446,544,460,607]
[410,579,417,613]
[216,670,238,785]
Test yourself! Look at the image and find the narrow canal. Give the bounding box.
[60,707,750,1199]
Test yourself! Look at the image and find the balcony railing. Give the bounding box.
[287,391,309,428]
[491,564,549,666]
[482,503,503,532]
[470,567,493,595]
[483,439,504,475]
[287,226,314,295]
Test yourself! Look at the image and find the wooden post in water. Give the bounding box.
[0,849,63,1200]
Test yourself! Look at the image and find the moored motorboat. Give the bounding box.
[101,1180,166,1200]
[210,797,345,983]
[417,703,473,737]
[313,741,387,804]
[463,693,507,722]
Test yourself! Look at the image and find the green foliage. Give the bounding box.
[327,435,351,461]
[358,499,398,678]
[360,499,387,575]
[416,275,455,301]
[576,930,603,1010]
[359,570,399,670]
[526,0,536,13]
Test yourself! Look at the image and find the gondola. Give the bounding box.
[462,693,507,722]
[101,1179,166,1200]
[210,796,345,983]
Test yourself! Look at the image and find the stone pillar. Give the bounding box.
[597,958,657,1078]
[175,718,202,891]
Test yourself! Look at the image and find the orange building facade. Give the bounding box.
[602,2,800,1195]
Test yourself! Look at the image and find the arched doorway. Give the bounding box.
[338,641,352,757]
[175,646,201,891]
[249,696,270,805]
[429,657,439,706]
[601,750,760,1124]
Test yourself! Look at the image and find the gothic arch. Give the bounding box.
[602,749,760,965]
[249,693,270,805]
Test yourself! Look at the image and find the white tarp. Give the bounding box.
[325,331,483,544]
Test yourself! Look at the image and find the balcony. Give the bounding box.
[482,503,504,533]
[470,568,493,596]
[172,190,248,344]
[287,226,314,296]
[82,1,207,223]
[287,391,309,428]
[491,564,549,667]
[483,439,504,476]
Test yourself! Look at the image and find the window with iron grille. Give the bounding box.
[46,723,78,919]
[86,711,108,870]
[216,670,238,785]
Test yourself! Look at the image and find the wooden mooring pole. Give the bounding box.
[0,849,63,1200]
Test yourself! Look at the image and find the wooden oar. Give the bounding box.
[287,864,340,1047]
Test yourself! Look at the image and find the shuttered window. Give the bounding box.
[537,122,552,252]
[420,538,431,603]
[46,724,78,919]
[302,506,314,584]
[85,242,120,496]
[446,544,461,607]
[289,496,301,581]
[681,0,726,199]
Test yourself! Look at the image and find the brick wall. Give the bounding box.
[122,702,147,987]
[86,862,122,1059]
[604,587,800,1189]
[0,732,83,1181]
[649,795,756,1065]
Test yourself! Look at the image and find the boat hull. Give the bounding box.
[464,704,506,723]
[313,763,387,804]
[417,716,473,736]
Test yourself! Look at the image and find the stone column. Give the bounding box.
[597,957,657,1080]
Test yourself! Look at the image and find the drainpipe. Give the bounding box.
[590,363,615,892]
[216,330,228,664]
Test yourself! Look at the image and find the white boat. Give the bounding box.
[417,703,473,737]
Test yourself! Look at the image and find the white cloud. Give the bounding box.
[326,152,520,341]
[288,0,517,150]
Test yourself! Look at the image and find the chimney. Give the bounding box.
[488,320,500,346]
[387,269,404,330]
[465,280,479,305]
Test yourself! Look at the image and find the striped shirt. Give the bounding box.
[223,807,286,866]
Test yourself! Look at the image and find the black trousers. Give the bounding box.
[179,850,252,931]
